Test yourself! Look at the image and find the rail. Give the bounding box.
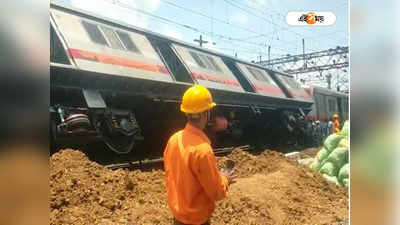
[106,145,254,170]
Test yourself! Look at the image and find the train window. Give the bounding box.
[247,66,270,83]
[50,25,70,64]
[328,99,336,112]
[282,77,299,89]
[198,54,217,71]
[116,31,141,54]
[189,51,223,73]
[100,26,124,50]
[206,55,222,72]
[81,21,108,46]
[189,51,207,69]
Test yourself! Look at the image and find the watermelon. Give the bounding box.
[338,163,349,182]
[338,138,349,149]
[319,161,339,177]
[323,174,340,186]
[341,120,349,137]
[312,160,322,171]
[326,147,349,168]
[316,147,329,162]
[324,133,344,152]
[342,178,349,187]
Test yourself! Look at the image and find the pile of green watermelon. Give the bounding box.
[312,121,349,187]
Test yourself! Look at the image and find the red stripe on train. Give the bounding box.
[190,72,241,87]
[68,49,170,76]
[251,84,284,95]
[291,90,313,100]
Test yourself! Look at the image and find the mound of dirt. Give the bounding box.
[50,149,170,225]
[214,150,348,225]
[50,149,348,225]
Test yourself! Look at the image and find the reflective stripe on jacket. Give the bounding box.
[164,123,228,225]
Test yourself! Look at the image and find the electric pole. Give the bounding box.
[326,73,332,89]
[268,45,271,68]
[194,35,208,48]
[302,38,306,69]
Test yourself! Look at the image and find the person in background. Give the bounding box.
[328,119,333,134]
[321,119,328,140]
[315,120,323,145]
[163,85,236,225]
[332,114,340,133]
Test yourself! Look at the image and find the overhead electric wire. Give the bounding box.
[222,0,345,52]
[70,0,345,62]
[101,0,330,54]
[158,0,316,52]
[157,0,324,53]
[101,0,296,54]
[159,0,273,38]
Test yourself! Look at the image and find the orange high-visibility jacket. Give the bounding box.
[164,124,228,225]
[333,119,340,133]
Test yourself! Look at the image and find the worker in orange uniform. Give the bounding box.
[164,85,236,225]
[332,114,340,133]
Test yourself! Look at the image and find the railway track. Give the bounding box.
[105,145,254,170]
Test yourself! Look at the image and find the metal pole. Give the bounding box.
[302,38,306,69]
[194,35,208,48]
[336,72,339,91]
[327,74,332,89]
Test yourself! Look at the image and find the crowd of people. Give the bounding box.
[306,114,341,146]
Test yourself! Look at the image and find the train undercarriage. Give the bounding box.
[50,75,310,164]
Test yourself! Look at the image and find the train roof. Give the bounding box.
[50,1,315,110]
[305,85,348,98]
[50,1,293,78]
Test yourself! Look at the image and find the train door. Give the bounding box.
[326,96,338,120]
[316,93,327,121]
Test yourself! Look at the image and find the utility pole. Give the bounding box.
[302,38,306,69]
[336,73,339,92]
[194,35,208,48]
[268,45,271,68]
[326,73,332,89]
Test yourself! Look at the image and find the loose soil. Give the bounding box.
[50,149,348,225]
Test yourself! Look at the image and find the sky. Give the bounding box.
[54,0,348,63]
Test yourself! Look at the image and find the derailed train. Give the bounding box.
[50,2,348,157]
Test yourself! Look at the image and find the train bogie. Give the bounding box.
[50,1,347,157]
[306,85,349,122]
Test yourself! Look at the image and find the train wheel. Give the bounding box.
[103,135,136,154]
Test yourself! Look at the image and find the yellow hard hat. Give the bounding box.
[333,114,339,119]
[180,85,216,114]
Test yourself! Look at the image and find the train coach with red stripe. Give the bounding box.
[50,1,347,159]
